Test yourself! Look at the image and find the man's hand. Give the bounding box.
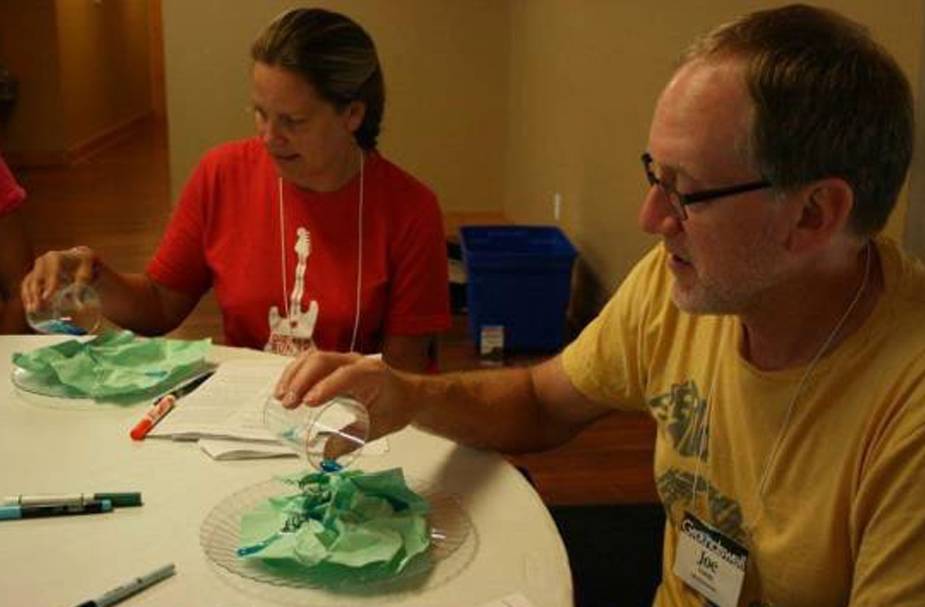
[274,350,421,444]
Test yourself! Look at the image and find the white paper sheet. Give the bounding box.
[149,356,390,460]
[148,356,288,441]
[198,438,296,460]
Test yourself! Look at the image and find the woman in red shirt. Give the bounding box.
[21,9,450,371]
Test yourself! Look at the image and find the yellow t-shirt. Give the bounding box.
[562,236,925,606]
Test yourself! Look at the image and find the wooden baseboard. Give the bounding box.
[4,111,154,168]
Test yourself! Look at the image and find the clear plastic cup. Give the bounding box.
[27,283,101,336]
[263,395,369,472]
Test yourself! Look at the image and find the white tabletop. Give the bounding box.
[0,336,572,607]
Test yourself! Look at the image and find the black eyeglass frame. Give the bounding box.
[641,152,772,220]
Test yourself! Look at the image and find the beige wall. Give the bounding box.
[161,0,510,209]
[0,0,153,161]
[162,1,924,313]
[504,0,924,311]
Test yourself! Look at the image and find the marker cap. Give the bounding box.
[130,418,154,440]
[0,506,19,520]
[98,492,142,507]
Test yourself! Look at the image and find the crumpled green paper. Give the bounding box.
[238,468,431,583]
[12,330,211,401]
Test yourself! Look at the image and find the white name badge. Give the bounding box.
[673,511,748,607]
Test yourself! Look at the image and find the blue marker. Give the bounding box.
[0,499,112,520]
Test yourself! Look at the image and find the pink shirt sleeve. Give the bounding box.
[0,155,25,215]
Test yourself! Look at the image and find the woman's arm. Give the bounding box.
[21,246,200,335]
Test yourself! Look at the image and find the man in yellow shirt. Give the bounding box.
[274,4,925,605]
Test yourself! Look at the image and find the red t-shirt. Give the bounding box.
[0,155,25,215]
[147,138,450,353]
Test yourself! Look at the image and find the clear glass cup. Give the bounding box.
[263,395,369,472]
[27,283,102,336]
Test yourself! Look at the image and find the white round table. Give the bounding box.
[0,336,573,606]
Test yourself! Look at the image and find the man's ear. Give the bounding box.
[787,178,854,253]
[343,101,366,134]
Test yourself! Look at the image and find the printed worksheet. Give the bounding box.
[148,356,288,442]
[148,355,389,460]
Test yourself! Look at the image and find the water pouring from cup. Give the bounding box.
[263,394,369,472]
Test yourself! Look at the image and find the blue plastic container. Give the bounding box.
[460,226,577,352]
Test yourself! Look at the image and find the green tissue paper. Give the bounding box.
[238,468,431,582]
[12,330,211,401]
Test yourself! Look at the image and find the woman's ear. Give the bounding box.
[343,101,366,134]
[787,178,854,253]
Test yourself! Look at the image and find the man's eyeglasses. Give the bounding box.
[641,152,771,220]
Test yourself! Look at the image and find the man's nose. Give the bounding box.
[638,186,682,236]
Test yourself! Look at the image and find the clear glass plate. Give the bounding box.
[199,477,477,597]
[9,366,109,412]
[10,364,214,406]
[11,365,85,399]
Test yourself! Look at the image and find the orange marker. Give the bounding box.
[129,371,214,441]
[130,395,176,440]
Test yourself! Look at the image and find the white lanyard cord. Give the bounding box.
[278,177,289,323]
[691,241,872,508]
[349,152,364,353]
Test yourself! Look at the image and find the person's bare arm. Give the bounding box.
[274,351,613,454]
[94,269,201,335]
[21,247,199,335]
[410,355,611,452]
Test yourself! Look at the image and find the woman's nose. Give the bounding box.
[257,116,285,146]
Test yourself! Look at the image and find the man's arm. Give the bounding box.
[411,356,614,452]
[275,351,614,454]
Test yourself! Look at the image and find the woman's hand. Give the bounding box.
[21,246,99,313]
[274,350,420,445]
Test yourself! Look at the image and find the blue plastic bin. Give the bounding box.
[460,226,577,352]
